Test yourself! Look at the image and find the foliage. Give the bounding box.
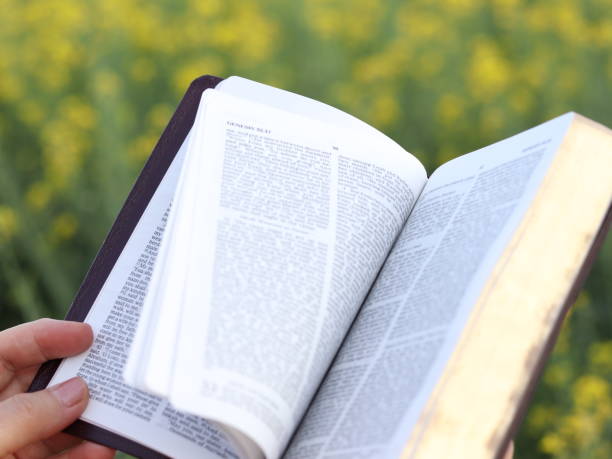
[0,0,610,456]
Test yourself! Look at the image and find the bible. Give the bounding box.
[29,75,612,459]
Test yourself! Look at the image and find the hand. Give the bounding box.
[503,441,514,459]
[0,318,115,458]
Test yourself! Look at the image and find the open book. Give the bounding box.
[29,76,612,459]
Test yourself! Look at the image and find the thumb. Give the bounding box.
[0,377,88,456]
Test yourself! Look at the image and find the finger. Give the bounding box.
[502,441,514,459]
[0,365,40,401]
[43,433,83,454]
[51,441,115,459]
[12,433,82,459]
[0,377,88,456]
[0,319,93,389]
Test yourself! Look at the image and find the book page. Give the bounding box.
[122,126,196,389]
[217,76,408,154]
[46,133,244,458]
[284,114,574,458]
[132,76,423,399]
[400,115,612,459]
[166,90,427,459]
[123,97,211,396]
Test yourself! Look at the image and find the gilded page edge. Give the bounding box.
[400,115,612,459]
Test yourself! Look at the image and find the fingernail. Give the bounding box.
[50,377,87,407]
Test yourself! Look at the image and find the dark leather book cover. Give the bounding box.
[28,75,223,458]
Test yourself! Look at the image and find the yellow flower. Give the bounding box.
[509,89,533,114]
[59,97,96,130]
[368,92,399,128]
[305,0,383,45]
[130,58,156,83]
[540,432,566,455]
[173,57,225,94]
[148,104,174,131]
[396,8,446,43]
[467,38,511,102]
[93,71,121,98]
[440,0,480,15]
[493,0,520,8]
[41,118,88,187]
[572,375,611,414]
[527,405,558,431]
[416,51,444,79]
[50,213,78,242]
[128,134,159,162]
[0,73,24,101]
[17,100,46,126]
[589,341,612,373]
[189,0,222,18]
[0,206,18,242]
[592,19,612,46]
[526,4,552,32]
[26,182,52,211]
[438,94,465,125]
[480,106,505,135]
[544,362,571,387]
[353,47,409,84]
[554,3,588,44]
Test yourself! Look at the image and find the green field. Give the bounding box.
[0,0,611,456]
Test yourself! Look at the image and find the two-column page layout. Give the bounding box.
[43,76,583,459]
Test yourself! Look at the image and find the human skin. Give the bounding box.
[0,318,115,458]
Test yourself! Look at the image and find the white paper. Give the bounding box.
[135,76,426,401]
[165,89,426,459]
[47,131,244,458]
[284,113,574,458]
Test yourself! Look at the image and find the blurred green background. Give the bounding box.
[0,0,610,457]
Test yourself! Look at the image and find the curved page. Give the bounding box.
[167,89,427,459]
